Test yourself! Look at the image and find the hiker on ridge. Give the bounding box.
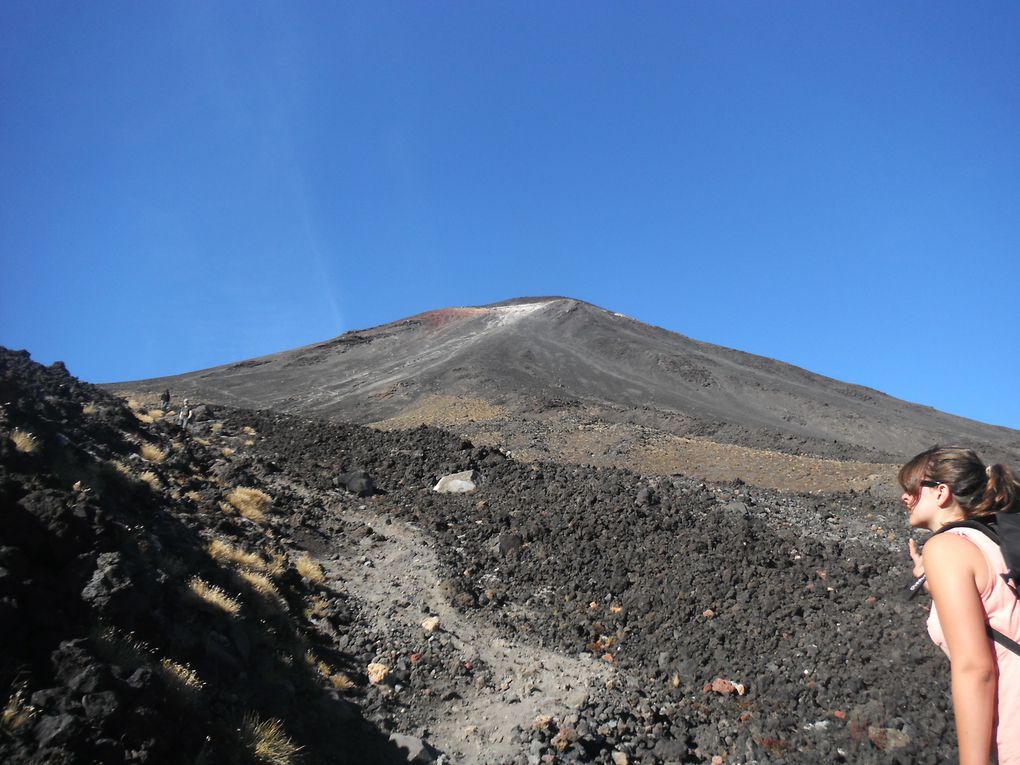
[159,389,171,412]
[901,446,1020,765]
[178,398,193,432]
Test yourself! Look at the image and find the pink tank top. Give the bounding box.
[927,527,1020,764]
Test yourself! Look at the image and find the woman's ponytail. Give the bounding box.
[973,462,1020,516]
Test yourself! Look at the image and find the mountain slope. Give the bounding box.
[112,297,1020,488]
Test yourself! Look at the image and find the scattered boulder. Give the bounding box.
[335,470,376,496]
[433,470,479,494]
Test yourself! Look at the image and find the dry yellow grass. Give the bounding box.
[208,539,266,570]
[211,422,224,433]
[2,683,36,733]
[227,487,272,523]
[185,490,203,503]
[138,470,162,490]
[148,409,164,421]
[110,459,132,476]
[266,553,287,579]
[222,447,235,458]
[239,570,282,603]
[294,554,324,584]
[82,402,98,415]
[159,657,205,692]
[188,577,241,615]
[242,425,257,436]
[241,714,302,765]
[244,439,256,448]
[140,443,167,463]
[126,398,143,411]
[134,412,155,424]
[307,595,330,618]
[10,428,38,454]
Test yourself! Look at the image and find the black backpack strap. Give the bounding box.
[935,518,999,542]
[988,626,1020,657]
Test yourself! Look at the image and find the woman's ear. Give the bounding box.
[936,483,954,508]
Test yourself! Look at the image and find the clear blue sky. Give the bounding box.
[2,2,1018,430]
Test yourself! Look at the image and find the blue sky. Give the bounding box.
[2,2,1018,430]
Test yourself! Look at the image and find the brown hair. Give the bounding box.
[898,445,1020,519]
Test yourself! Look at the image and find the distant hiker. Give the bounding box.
[900,446,1020,764]
[160,389,171,412]
[178,398,193,432]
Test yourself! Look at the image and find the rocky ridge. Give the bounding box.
[2,348,955,763]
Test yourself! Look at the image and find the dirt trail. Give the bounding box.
[328,504,610,763]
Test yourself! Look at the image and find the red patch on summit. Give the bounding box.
[419,307,486,328]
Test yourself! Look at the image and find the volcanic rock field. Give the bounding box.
[1,345,964,763]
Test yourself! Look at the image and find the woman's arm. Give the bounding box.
[924,534,997,765]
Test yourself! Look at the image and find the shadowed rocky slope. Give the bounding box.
[111,298,1020,494]
[2,348,963,763]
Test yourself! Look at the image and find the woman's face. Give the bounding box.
[901,482,945,530]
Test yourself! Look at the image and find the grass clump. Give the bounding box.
[138,470,162,491]
[226,487,272,523]
[239,570,283,609]
[10,428,38,454]
[222,447,235,458]
[140,443,167,463]
[2,682,36,733]
[294,554,324,584]
[159,658,205,696]
[188,577,241,616]
[82,402,98,415]
[208,539,265,571]
[243,425,257,436]
[241,714,302,765]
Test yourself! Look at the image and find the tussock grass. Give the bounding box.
[134,411,155,424]
[294,554,324,584]
[2,682,36,733]
[82,402,98,415]
[185,490,203,503]
[141,443,167,463]
[244,439,256,448]
[227,487,272,523]
[208,539,266,571]
[222,447,235,458]
[93,626,151,669]
[241,714,302,765]
[148,409,164,421]
[110,459,132,476]
[10,428,38,454]
[159,657,205,692]
[126,399,143,411]
[138,470,162,491]
[243,425,257,436]
[239,570,283,607]
[267,553,287,579]
[188,577,241,615]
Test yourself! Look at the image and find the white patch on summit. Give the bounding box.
[488,302,546,328]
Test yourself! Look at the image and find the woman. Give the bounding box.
[901,446,1020,764]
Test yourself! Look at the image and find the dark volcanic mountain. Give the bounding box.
[113,297,1020,493]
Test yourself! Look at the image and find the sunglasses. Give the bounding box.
[918,480,942,489]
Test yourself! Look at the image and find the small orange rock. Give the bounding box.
[834,710,846,719]
[601,653,615,663]
[703,609,715,619]
[410,653,423,664]
[865,596,877,605]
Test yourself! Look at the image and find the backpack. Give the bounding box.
[935,512,1020,656]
